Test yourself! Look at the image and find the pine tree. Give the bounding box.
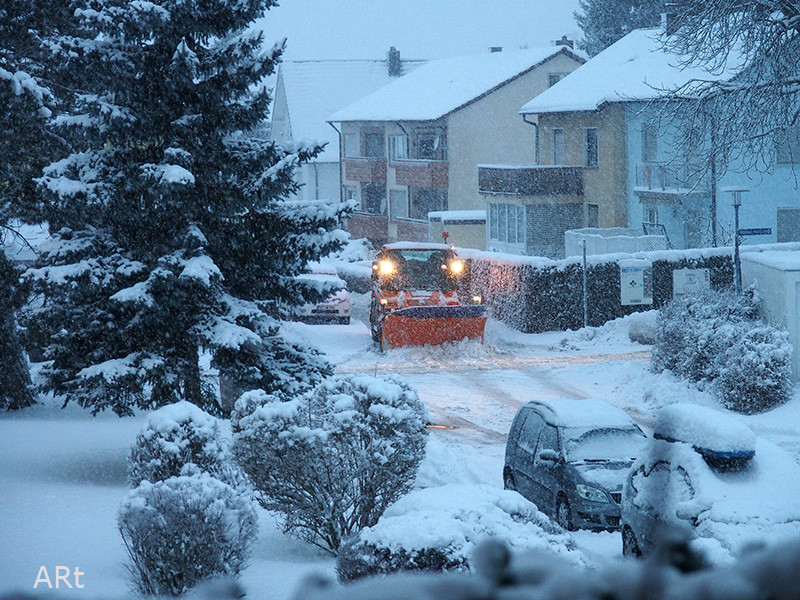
[575,0,666,56]
[0,0,73,409]
[24,0,350,416]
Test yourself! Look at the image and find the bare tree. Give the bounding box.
[659,1,800,178]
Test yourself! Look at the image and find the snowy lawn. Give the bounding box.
[3,310,800,597]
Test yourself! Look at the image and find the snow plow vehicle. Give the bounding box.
[369,242,487,350]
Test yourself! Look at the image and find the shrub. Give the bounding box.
[715,325,793,414]
[127,400,244,489]
[336,484,583,582]
[231,374,428,553]
[651,287,791,413]
[117,470,258,596]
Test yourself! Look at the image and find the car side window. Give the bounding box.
[535,424,559,463]
[517,412,544,467]
[632,461,694,512]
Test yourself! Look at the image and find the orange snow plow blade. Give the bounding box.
[381,305,487,349]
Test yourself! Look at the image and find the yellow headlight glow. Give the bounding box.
[378,260,395,275]
[449,260,464,274]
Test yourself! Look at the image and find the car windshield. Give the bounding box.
[380,249,455,291]
[564,427,646,463]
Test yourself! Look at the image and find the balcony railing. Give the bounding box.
[343,157,387,183]
[392,159,448,188]
[478,165,583,196]
[634,162,710,195]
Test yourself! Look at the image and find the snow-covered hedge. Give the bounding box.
[231,374,428,553]
[336,484,584,582]
[117,470,258,596]
[651,289,792,413]
[464,247,734,333]
[127,401,244,488]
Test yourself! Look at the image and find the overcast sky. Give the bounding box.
[256,0,583,61]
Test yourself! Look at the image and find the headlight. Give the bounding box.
[576,484,609,503]
[471,295,482,304]
[378,260,394,275]
[449,259,464,274]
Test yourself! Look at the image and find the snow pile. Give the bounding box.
[553,311,657,352]
[337,484,585,581]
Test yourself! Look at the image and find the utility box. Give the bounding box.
[673,268,711,296]
[741,250,800,381]
[619,259,653,306]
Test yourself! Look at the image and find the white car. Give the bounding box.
[621,403,800,564]
[294,272,352,324]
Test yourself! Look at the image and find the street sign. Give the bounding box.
[738,228,771,236]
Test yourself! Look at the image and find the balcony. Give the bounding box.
[393,159,449,188]
[634,162,710,199]
[343,157,387,183]
[478,165,583,196]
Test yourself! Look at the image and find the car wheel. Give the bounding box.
[622,526,642,558]
[339,316,351,325]
[503,468,515,491]
[556,496,575,531]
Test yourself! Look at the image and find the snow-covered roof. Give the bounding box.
[520,28,741,115]
[428,210,486,223]
[272,59,424,162]
[531,398,638,430]
[330,46,582,123]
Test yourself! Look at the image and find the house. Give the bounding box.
[269,49,424,203]
[483,21,800,258]
[327,44,585,247]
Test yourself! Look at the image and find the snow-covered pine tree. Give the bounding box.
[0,0,72,410]
[24,0,350,416]
[574,0,666,56]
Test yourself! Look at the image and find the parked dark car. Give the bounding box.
[504,398,646,531]
[620,403,800,563]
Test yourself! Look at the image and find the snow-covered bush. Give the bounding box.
[715,325,792,414]
[117,470,258,596]
[651,288,789,413]
[336,484,583,582]
[128,401,243,488]
[231,374,428,553]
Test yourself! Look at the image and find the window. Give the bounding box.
[777,125,800,164]
[488,202,525,244]
[360,182,386,214]
[410,188,446,220]
[643,205,658,226]
[344,185,357,203]
[416,130,445,160]
[777,208,800,242]
[389,189,408,219]
[552,128,564,165]
[535,425,559,461]
[584,128,598,167]
[389,134,408,160]
[343,133,357,158]
[363,131,384,158]
[642,123,658,162]
[548,73,567,87]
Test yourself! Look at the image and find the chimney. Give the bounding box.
[489,46,503,53]
[387,46,402,77]
[661,6,678,36]
[555,35,574,49]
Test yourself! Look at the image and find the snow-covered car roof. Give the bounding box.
[654,403,756,458]
[527,398,640,430]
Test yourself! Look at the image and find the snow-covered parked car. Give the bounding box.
[293,272,352,324]
[504,398,646,531]
[621,403,800,564]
